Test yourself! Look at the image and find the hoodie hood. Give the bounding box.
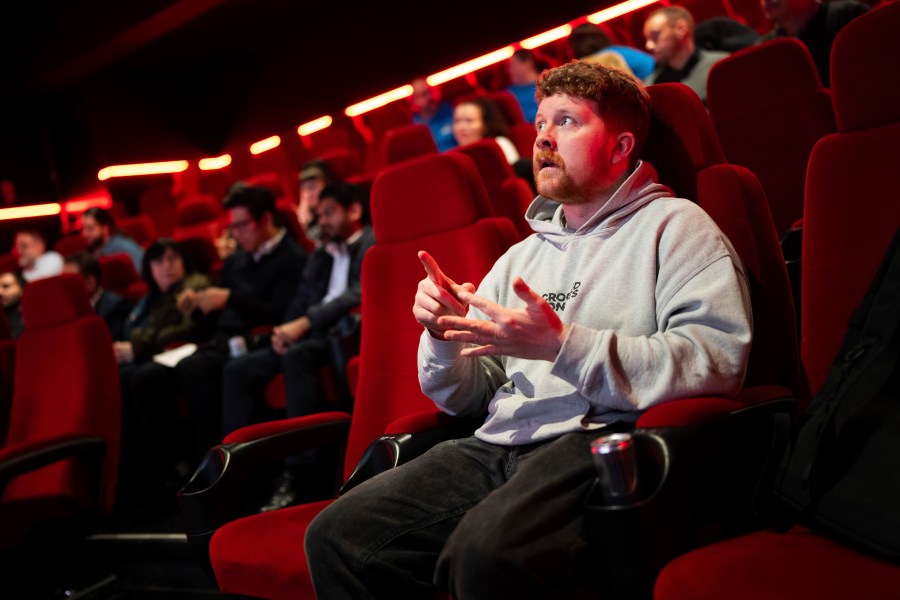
[525,160,674,248]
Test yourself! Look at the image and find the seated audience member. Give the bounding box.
[81,207,145,272]
[222,182,375,511]
[0,272,24,339]
[410,77,458,153]
[306,61,751,598]
[63,251,133,341]
[694,16,761,52]
[453,96,520,164]
[643,5,729,104]
[583,49,637,78]
[297,158,338,245]
[759,0,868,86]
[114,238,211,365]
[130,183,305,467]
[15,230,63,282]
[505,49,548,125]
[115,238,211,506]
[568,22,656,80]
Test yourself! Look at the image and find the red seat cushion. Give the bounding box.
[211,500,333,599]
[655,527,900,599]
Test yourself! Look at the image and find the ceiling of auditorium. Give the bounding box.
[0,0,607,200]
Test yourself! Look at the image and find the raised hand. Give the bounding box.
[412,251,476,339]
[438,277,568,361]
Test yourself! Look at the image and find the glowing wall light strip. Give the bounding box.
[297,116,333,137]
[0,204,62,221]
[249,135,281,155]
[344,86,414,117]
[97,160,189,181]
[427,46,516,86]
[64,193,112,213]
[198,154,233,170]
[588,0,661,24]
[520,25,573,50]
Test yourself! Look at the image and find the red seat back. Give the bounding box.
[708,38,837,236]
[99,253,146,303]
[3,274,120,514]
[118,214,158,248]
[344,152,518,479]
[381,124,438,167]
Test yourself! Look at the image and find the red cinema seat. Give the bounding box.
[655,3,900,597]
[0,274,120,549]
[381,123,438,167]
[707,38,836,237]
[177,152,519,599]
[118,214,158,248]
[99,253,147,304]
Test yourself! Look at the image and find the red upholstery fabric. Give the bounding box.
[275,200,314,253]
[209,151,518,599]
[381,124,438,166]
[139,186,177,237]
[830,1,900,133]
[655,527,900,599]
[54,234,89,258]
[655,6,900,596]
[485,90,526,125]
[708,38,836,235]
[1,275,120,546]
[176,194,221,225]
[452,139,533,238]
[222,412,351,445]
[302,116,365,176]
[641,83,726,202]
[211,500,332,599]
[508,122,537,158]
[384,409,473,436]
[99,253,142,301]
[0,253,18,276]
[118,214,158,248]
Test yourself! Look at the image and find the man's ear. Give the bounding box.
[610,132,636,165]
[674,17,690,39]
[348,201,363,223]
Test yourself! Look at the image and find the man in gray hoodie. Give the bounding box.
[306,61,752,598]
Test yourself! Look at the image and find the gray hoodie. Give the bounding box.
[418,160,752,445]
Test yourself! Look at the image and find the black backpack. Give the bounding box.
[758,224,900,561]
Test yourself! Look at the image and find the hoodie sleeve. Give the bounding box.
[550,253,752,412]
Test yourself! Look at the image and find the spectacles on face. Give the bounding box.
[228,218,255,233]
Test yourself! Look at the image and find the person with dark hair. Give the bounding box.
[15,229,63,282]
[643,5,729,103]
[0,272,25,339]
[758,0,868,86]
[410,77,457,153]
[81,206,145,272]
[568,22,656,80]
[306,61,751,597]
[114,238,211,507]
[62,251,133,340]
[221,182,375,510]
[453,96,519,164]
[129,183,306,469]
[113,238,211,365]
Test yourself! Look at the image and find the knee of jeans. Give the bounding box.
[442,516,509,583]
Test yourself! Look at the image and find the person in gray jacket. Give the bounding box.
[306,60,752,599]
[643,5,728,104]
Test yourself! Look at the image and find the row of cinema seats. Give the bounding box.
[173,80,796,597]
[0,3,896,595]
[173,3,900,596]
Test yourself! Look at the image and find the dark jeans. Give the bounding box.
[131,345,230,465]
[220,336,329,437]
[305,427,627,599]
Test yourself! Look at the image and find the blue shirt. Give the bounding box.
[604,45,656,80]
[506,83,538,125]
[100,233,145,273]
[413,101,457,153]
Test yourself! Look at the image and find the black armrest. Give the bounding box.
[0,434,105,497]
[584,396,795,600]
[340,415,481,495]
[177,414,351,577]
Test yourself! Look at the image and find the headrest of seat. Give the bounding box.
[708,38,823,118]
[22,274,94,331]
[243,172,285,200]
[642,83,726,200]
[370,153,491,244]
[177,194,221,226]
[831,1,900,133]
[452,140,515,196]
[382,124,438,166]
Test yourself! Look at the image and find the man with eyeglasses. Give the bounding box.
[130,183,306,484]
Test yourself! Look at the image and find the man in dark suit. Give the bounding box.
[221,182,375,510]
